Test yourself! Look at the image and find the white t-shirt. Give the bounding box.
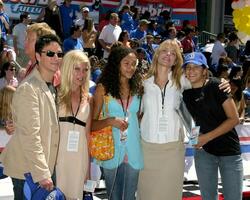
[211,40,227,67]
[98,23,122,58]
[12,23,28,50]
[140,73,191,144]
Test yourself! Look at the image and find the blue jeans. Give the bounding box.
[103,163,139,200]
[12,178,25,200]
[195,149,243,200]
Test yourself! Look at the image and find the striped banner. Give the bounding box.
[136,0,197,28]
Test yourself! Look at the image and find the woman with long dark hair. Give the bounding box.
[92,46,143,200]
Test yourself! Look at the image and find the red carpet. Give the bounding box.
[182,194,224,200]
[183,192,250,200]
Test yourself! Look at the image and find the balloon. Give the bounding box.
[232,0,246,9]
[246,0,250,6]
[244,6,250,13]
[237,31,247,39]
[245,24,250,35]
[241,35,250,44]
[233,17,240,28]
[241,16,249,25]
[238,23,246,32]
[233,18,239,25]
[232,2,237,9]
[237,31,248,44]
[232,1,250,43]
[232,9,241,18]
[238,1,245,8]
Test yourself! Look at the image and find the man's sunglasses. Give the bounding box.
[41,50,64,58]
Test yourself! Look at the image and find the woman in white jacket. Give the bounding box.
[138,39,190,200]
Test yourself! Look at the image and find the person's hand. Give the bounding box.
[105,45,111,52]
[111,117,128,132]
[39,178,54,191]
[219,78,231,93]
[239,117,245,124]
[5,120,15,135]
[193,134,210,149]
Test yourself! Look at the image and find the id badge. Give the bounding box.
[67,130,80,152]
[84,180,97,192]
[158,116,168,134]
[189,126,200,145]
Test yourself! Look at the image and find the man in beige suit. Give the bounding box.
[0,34,63,199]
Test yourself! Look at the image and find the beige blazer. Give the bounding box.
[0,68,59,182]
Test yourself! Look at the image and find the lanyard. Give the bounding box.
[120,94,130,119]
[161,80,169,110]
[71,95,81,125]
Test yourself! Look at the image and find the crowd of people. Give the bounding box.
[0,0,249,200]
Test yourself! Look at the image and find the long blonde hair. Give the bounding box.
[0,86,16,120]
[26,22,55,37]
[147,39,183,89]
[59,50,91,112]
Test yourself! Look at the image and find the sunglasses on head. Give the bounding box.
[41,50,64,58]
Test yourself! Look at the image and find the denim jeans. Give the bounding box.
[103,163,139,200]
[12,178,25,200]
[194,149,243,200]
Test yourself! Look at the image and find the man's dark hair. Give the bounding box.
[228,32,238,42]
[154,34,162,39]
[136,47,146,54]
[70,25,81,35]
[20,12,29,22]
[217,32,225,40]
[184,25,194,35]
[35,34,61,54]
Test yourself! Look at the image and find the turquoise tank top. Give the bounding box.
[96,95,144,170]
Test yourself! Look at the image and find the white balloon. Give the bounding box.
[232,2,237,9]
[238,31,247,39]
[237,31,250,44]
[231,0,249,9]
[241,35,250,44]
[246,0,250,6]
[238,1,245,8]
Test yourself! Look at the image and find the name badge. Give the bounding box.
[84,180,97,192]
[189,126,200,145]
[67,130,80,152]
[158,116,168,134]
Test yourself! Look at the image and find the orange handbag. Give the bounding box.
[89,95,114,161]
